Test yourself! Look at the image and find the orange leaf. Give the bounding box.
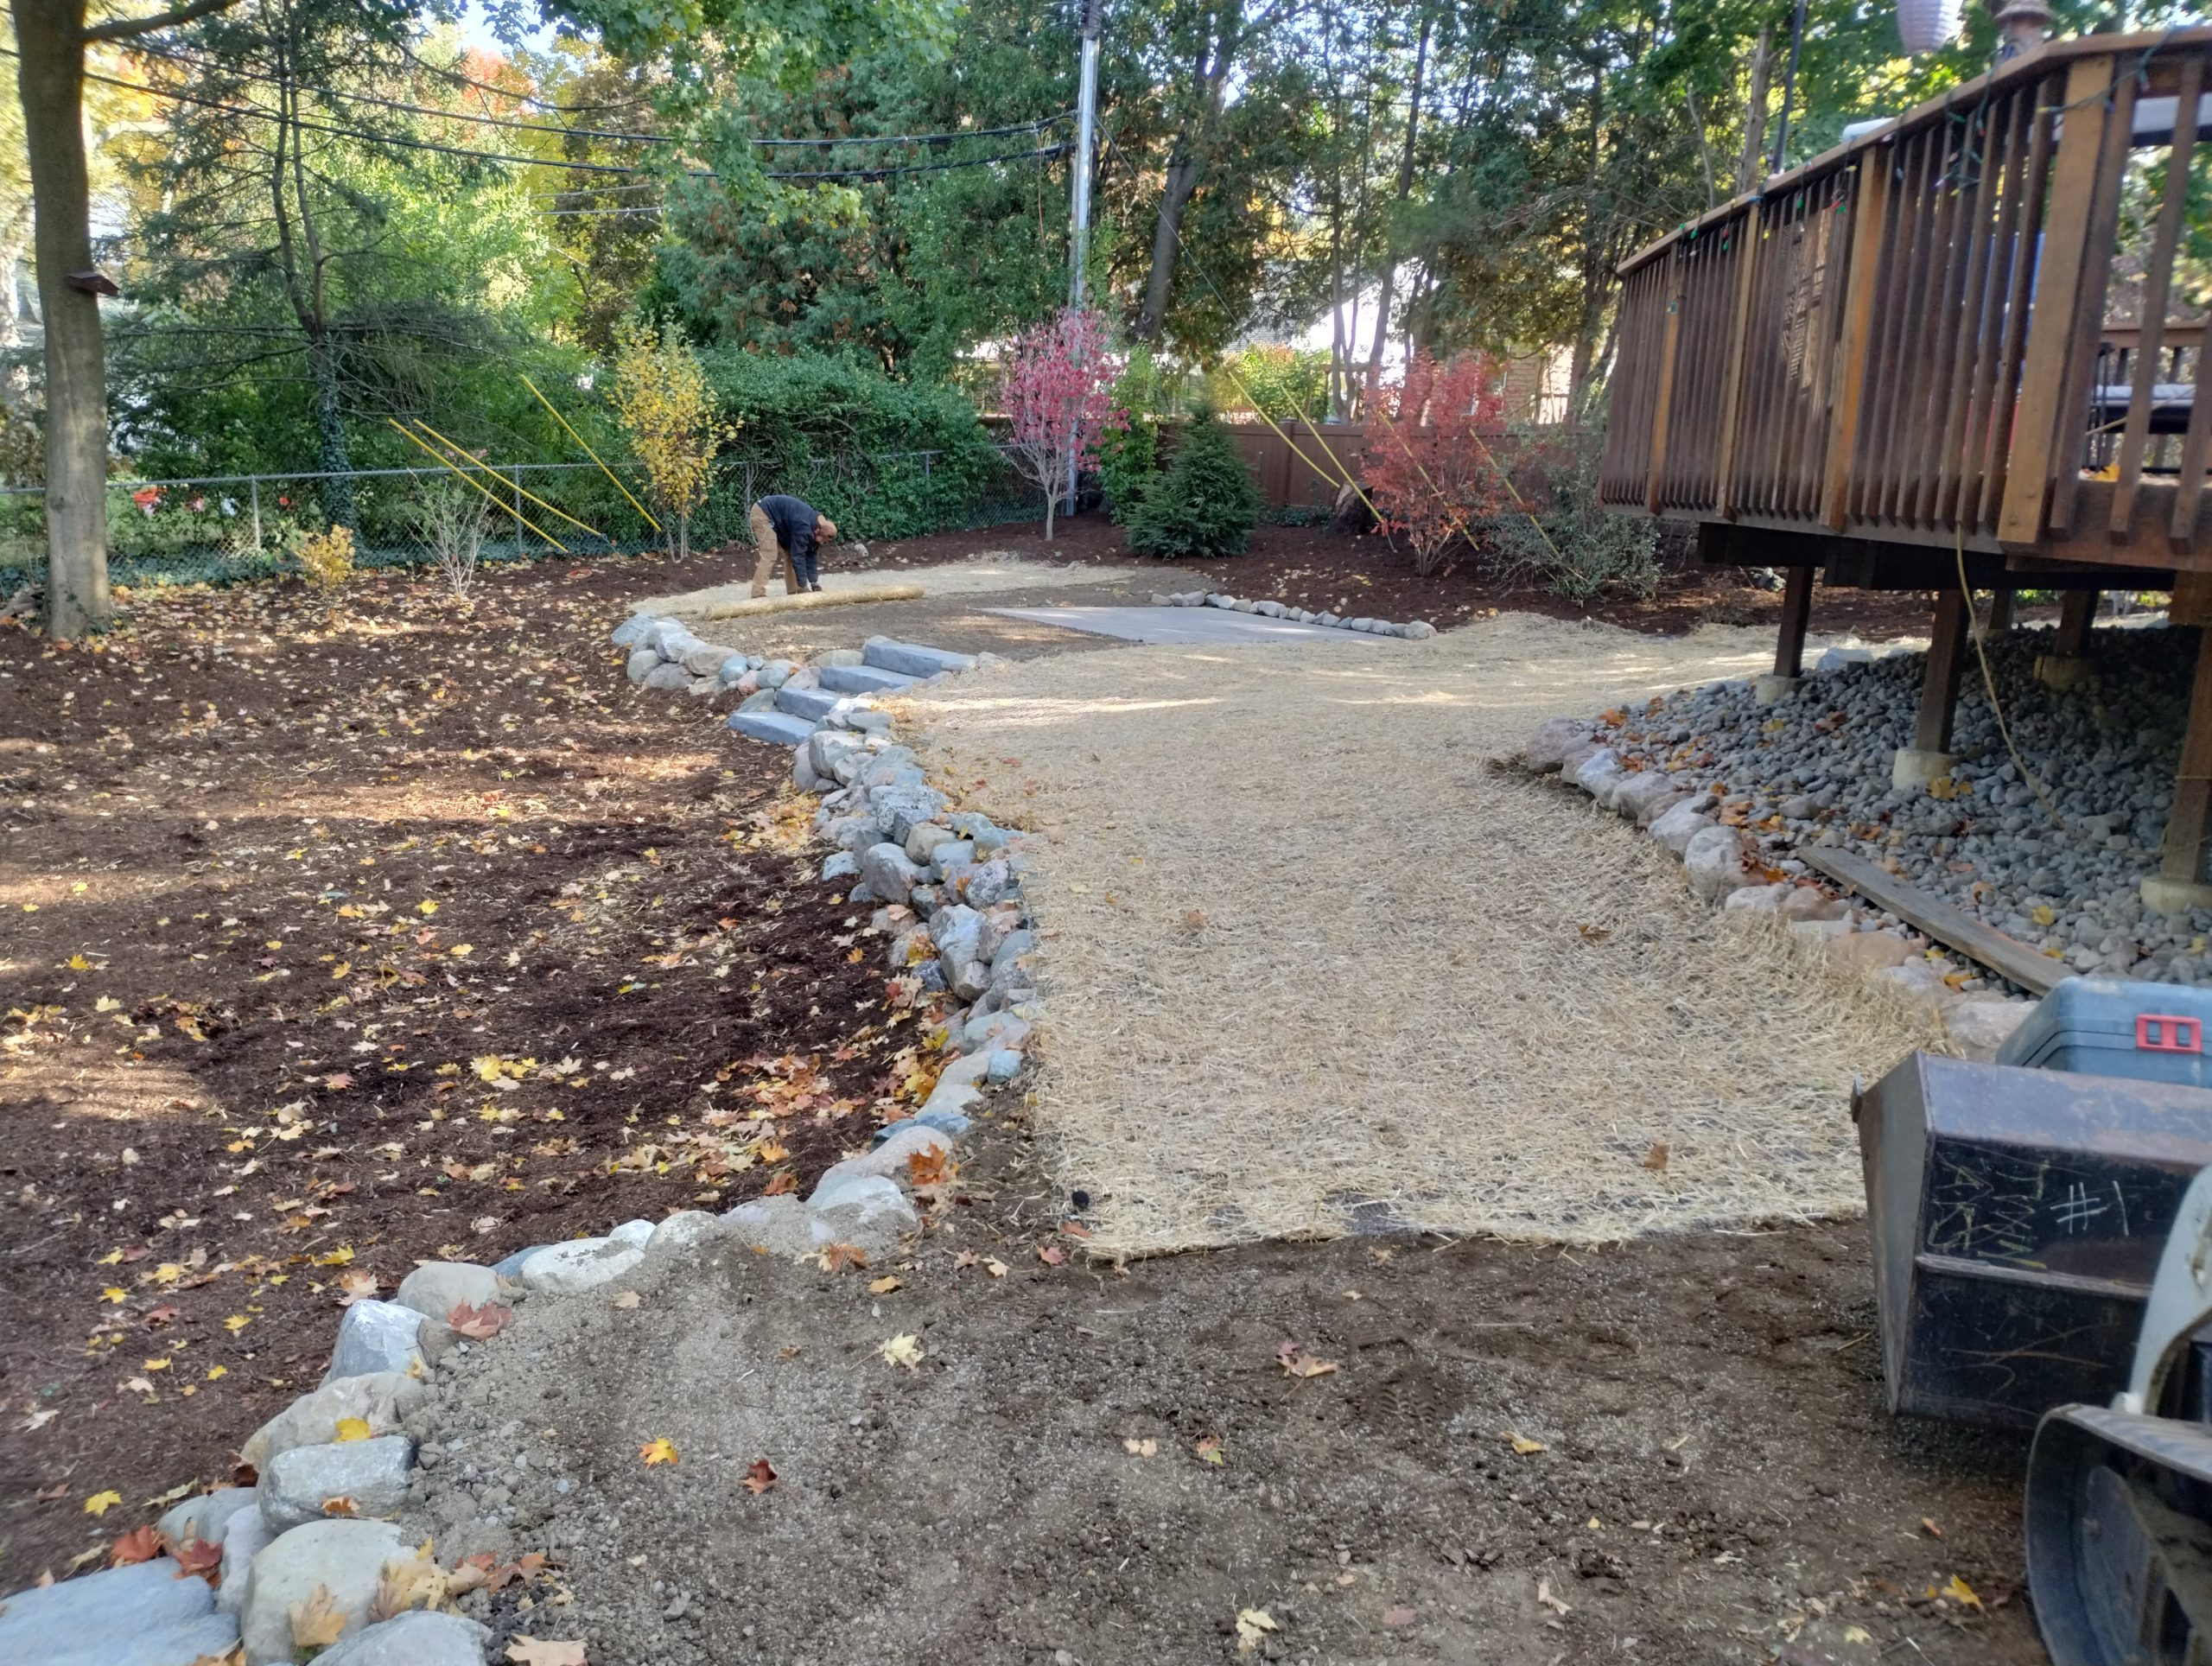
[761,1169,797,1198]
[447,1300,512,1340]
[170,1536,222,1580]
[107,1524,161,1567]
[1037,1244,1066,1266]
[906,1148,950,1186]
[743,1458,778,1495]
[638,1437,677,1466]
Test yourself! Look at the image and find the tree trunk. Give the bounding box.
[15,0,109,639]
[307,327,354,529]
[1365,13,1430,384]
[1735,29,1771,197]
[1135,155,1202,341]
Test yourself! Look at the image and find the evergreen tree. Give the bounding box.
[1126,405,1259,559]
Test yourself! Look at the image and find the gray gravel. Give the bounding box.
[1591,621,2210,982]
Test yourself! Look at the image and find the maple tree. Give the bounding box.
[1362,352,1510,578]
[999,307,1122,541]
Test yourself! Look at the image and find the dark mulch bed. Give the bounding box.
[854,512,1984,642]
[0,553,929,1587]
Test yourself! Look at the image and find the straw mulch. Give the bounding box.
[906,612,1940,1258]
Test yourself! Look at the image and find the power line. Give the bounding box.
[62,56,1077,183]
[126,40,1074,152]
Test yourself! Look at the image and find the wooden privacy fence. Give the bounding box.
[1600,27,2212,573]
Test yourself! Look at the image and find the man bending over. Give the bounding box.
[749,493,838,598]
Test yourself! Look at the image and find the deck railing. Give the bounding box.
[1599,28,2212,571]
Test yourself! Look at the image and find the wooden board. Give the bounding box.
[1799,846,2064,995]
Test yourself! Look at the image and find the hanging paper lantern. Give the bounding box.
[1897,0,1963,53]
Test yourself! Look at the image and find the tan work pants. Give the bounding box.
[748,504,802,599]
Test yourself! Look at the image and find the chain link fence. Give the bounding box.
[0,444,1047,594]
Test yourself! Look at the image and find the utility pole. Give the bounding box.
[1066,0,1104,513]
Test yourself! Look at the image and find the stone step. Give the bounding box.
[863,639,977,678]
[727,709,817,747]
[775,685,843,722]
[819,663,918,696]
[0,1558,224,1662]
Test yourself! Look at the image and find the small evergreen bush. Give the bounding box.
[1126,409,1261,559]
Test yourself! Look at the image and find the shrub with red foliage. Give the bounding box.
[1363,353,1509,576]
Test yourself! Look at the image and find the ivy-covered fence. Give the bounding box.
[0,444,1044,594]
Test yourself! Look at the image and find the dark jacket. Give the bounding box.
[757,495,821,564]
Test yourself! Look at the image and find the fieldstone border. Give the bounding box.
[1151,589,1437,639]
[1522,711,2034,1061]
[0,633,1044,1666]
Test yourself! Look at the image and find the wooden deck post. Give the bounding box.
[1643,270,1687,513]
[2035,587,2098,688]
[2146,575,2212,912]
[1894,587,1967,789]
[1999,54,2119,547]
[1821,156,1893,530]
[1754,565,1817,706]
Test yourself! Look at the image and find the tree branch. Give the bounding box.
[83,0,242,46]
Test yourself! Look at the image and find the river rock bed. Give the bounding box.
[1568,619,2211,982]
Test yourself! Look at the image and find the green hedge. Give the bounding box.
[696,351,1003,540]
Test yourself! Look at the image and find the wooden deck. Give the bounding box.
[1599,29,2212,911]
[1601,28,2212,575]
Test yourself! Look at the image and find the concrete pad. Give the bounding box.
[728,710,816,746]
[988,606,1400,646]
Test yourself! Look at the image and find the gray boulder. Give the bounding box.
[859,842,922,904]
[311,1610,493,1666]
[1572,747,1625,803]
[682,642,730,677]
[642,662,690,693]
[244,1371,429,1459]
[756,658,796,690]
[321,1301,424,1386]
[518,1237,643,1296]
[1649,799,1714,856]
[873,784,950,843]
[822,850,859,882]
[810,1124,954,1201]
[645,1210,721,1255]
[238,1518,406,1666]
[721,1193,816,1258]
[1612,770,1685,824]
[1682,824,1760,903]
[808,1175,920,1254]
[216,1504,272,1613]
[609,614,650,648]
[906,823,956,864]
[259,1434,415,1533]
[156,1485,257,1554]
[0,1558,225,1666]
[392,1262,499,1326]
[624,647,659,686]
[1522,716,1592,773]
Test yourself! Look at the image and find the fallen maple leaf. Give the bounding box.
[1122,1438,1158,1458]
[1942,1574,1984,1612]
[1037,1244,1066,1266]
[82,1490,123,1517]
[336,1270,381,1306]
[506,1640,588,1666]
[1505,1432,1548,1455]
[447,1300,512,1340]
[906,1147,950,1186]
[1275,1341,1339,1380]
[611,1290,641,1310]
[290,1584,348,1649]
[107,1524,161,1567]
[867,1275,902,1295]
[761,1169,797,1197]
[638,1438,678,1466]
[817,1243,868,1273]
[333,1417,372,1444]
[984,1257,1008,1278]
[171,1536,221,1580]
[743,1458,778,1496]
[369,1553,446,1621]
[880,1332,924,1372]
[1195,1435,1226,1466]
[1236,1608,1278,1653]
[320,1496,358,1518]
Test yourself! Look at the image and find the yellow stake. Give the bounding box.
[406,418,606,541]
[385,419,571,553]
[518,371,663,533]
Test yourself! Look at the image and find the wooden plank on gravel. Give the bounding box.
[1800,846,2063,995]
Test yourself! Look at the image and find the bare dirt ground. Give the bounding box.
[410,1115,2035,1666]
